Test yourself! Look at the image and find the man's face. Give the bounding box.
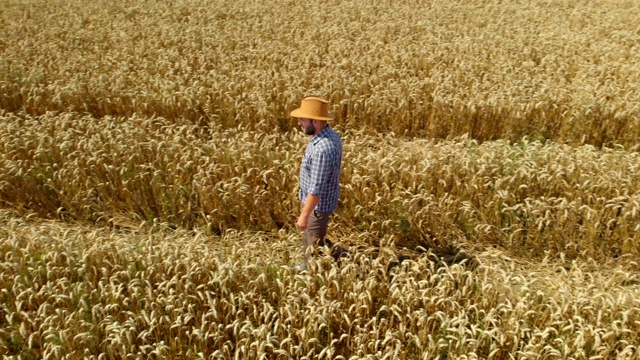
[298,118,315,136]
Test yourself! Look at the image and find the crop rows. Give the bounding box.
[1,111,638,260]
[1,211,639,359]
[1,0,639,146]
[2,0,640,358]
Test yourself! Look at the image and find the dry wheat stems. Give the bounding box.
[1,211,639,359]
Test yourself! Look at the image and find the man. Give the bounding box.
[290,96,343,269]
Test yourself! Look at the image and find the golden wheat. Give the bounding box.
[2,0,640,358]
[1,111,639,259]
[1,211,638,359]
[1,0,639,146]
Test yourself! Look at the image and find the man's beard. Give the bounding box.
[304,125,315,135]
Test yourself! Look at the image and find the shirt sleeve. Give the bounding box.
[307,149,332,197]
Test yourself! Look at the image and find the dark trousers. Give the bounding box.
[301,210,331,259]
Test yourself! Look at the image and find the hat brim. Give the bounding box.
[290,108,334,121]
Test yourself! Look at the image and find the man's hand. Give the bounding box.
[298,193,320,232]
[297,213,309,232]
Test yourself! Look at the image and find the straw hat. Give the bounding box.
[290,96,334,121]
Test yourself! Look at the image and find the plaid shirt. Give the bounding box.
[299,126,343,212]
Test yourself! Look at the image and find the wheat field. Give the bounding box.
[2,212,639,359]
[2,0,639,145]
[1,0,640,358]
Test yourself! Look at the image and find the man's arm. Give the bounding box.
[297,193,320,231]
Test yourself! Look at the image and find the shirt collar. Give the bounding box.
[310,125,331,145]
